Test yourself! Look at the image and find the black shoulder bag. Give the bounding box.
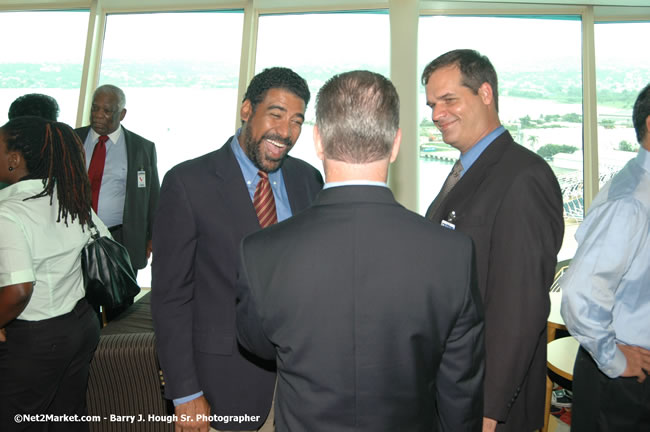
[81,218,140,309]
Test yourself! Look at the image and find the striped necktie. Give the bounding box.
[253,170,278,228]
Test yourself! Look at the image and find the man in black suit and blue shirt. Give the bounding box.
[152,67,323,432]
[75,84,160,321]
[422,49,564,432]
[236,70,485,432]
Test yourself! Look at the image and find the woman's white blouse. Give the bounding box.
[0,179,109,321]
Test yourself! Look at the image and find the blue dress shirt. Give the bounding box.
[560,147,650,378]
[459,126,506,177]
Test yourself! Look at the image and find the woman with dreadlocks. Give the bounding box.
[0,116,109,431]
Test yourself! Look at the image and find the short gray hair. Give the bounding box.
[316,70,399,163]
[94,84,126,111]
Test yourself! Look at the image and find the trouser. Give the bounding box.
[0,299,101,432]
[211,385,276,432]
[572,346,650,432]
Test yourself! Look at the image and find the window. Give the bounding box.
[255,11,390,173]
[99,11,244,176]
[595,21,650,183]
[0,11,88,125]
[99,11,244,287]
[418,15,583,260]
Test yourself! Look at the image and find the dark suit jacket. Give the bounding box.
[237,185,485,432]
[426,131,564,431]
[151,138,323,430]
[75,125,160,270]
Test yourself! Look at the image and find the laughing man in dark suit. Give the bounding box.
[422,49,565,431]
[236,70,485,432]
[152,67,323,432]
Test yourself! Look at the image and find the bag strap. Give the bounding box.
[87,213,101,241]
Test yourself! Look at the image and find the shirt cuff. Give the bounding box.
[600,346,627,378]
[173,391,203,406]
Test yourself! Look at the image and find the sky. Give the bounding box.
[1,10,648,70]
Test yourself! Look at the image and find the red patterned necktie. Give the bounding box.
[253,170,278,228]
[88,135,109,212]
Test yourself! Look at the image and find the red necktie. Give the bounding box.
[253,170,278,228]
[88,135,109,212]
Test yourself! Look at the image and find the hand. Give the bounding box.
[482,417,497,432]
[618,343,650,383]
[174,395,211,432]
[146,240,153,260]
[0,328,6,342]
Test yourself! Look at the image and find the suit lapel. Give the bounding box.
[77,126,90,143]
[431,131,513,222]
[282,158,309,214]
[212,138,261,232]
[120,127,137,223]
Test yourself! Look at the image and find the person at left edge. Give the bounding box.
[75,84,160,322]
[0,116,108,431]
[151,67,323,432]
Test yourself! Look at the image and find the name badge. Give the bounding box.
[137,170,146,188]
[441,210,457,230]
[441,220,456,230]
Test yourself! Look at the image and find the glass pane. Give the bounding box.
[418,16,583,260]
[100,11,244,177]
[595,22,650,184]
[99,11,244,287]
[0,11,88,125]
[256,12,390,173]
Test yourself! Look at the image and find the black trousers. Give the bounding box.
[0,299,100,432]
[572,346,650,432]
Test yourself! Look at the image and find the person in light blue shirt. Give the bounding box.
[560,82,650,432]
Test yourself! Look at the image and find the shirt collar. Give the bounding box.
[459,125,506,175]
[0,179,46,200]
[637,146,650,174]
[324,180,388,189]
[231,128,284,183]
[90,125,122,145]
[231,128,259,184]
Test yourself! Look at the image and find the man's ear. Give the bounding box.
[479,82,493,106]
[644,115,650,151]
[240,100,253,123]
[313,125,325,161]
[119,108,127,122]
[389,128,402,163]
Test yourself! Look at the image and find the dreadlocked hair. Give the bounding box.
[2,116,92,227]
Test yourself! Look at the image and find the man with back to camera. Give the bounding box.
[560,83,650,431]
[2,93,60,190]
[421,49,565,431]
[8,93,60,122]
[151,67,323,432]
[236,70,485,432]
